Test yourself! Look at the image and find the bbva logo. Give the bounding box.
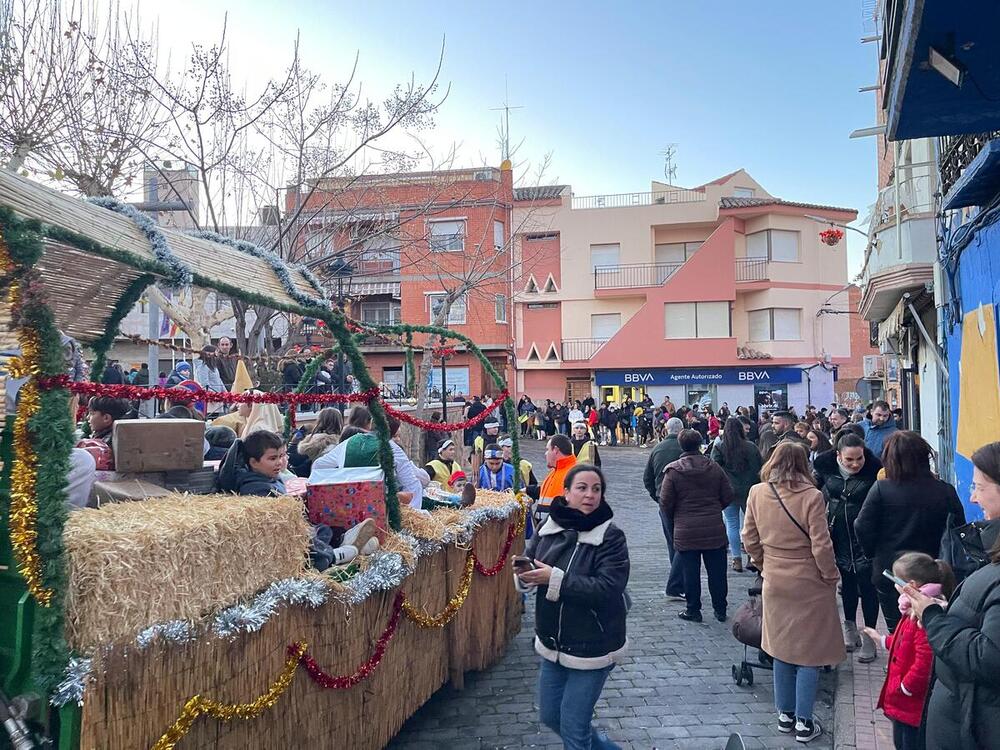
[738,371,770,381]
[623,373,654,383]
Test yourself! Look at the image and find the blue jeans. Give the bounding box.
[772,658,819,721]
[722,503,743,559]
[538,659,620,749]
[657,506,685,597]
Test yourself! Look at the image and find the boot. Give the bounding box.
[857,632,877,663]
[843,622,861,652]
[731,556,743,573]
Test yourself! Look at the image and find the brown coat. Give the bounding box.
[659,452,734,552]
[742,481,846,668]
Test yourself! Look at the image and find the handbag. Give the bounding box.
[940,514,992,583]
[768,482,809,539]
[731,590,763,648]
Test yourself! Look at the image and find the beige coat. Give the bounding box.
[742,481,846,668]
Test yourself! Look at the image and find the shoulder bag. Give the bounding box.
[769,482,810,540]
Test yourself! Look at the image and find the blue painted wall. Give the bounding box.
[947,219,1000,521]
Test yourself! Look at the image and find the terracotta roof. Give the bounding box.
[692,169,744,191]
[719,196,856,214]
[514,185,568,201]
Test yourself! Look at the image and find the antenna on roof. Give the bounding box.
[660,144,678,184]
[491,77,524,162]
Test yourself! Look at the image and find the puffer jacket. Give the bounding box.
[922,561,1000,750]
[659,452,734,552]
[813,448,881,572]
[297,432,340,461]
[515,508,630,669]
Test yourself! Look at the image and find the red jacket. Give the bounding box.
[708,415,720,439]
[876,614,934,726]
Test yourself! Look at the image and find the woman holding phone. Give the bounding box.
[514,463,630,750]
[896,441,1000,750]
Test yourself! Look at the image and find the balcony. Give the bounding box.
[735,258,767,282]
[593,263,683,290]
[940,132,1000,209]
[561,338,609,361]
[571,189,707,210]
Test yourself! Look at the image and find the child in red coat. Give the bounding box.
[862,552,955,750]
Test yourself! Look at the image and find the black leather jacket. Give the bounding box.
[813,448,881,572]
[518,514,630,668]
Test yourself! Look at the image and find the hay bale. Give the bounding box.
[63,493,310,651]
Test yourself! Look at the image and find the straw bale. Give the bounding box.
[63,493,310,651]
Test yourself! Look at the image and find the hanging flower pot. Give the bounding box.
[819,228,845,246]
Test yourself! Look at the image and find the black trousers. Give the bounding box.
[658,508,685,596]
[677,546,728,615]
[892,720,920,750]
[876,575,903,633]
[840,565,881,628]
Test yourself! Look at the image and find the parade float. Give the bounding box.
[0,168,525,749]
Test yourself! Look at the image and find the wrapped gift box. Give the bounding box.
[306,466,386,538]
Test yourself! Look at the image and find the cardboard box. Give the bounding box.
[112,419,205,473]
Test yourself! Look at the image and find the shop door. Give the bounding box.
[754,384,787,412]
[686,383,715,409]
[566,379,592,405]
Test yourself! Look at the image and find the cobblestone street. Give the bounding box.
[389,442,836,750]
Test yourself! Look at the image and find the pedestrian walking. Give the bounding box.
[854,431,965,632]
[514,463,629,750]
[710,416,763,573]
[863,400,899,458]
[659,429,734,622]
[643,416,685,598]
[742,442,845,743]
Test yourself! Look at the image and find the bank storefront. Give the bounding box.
[594,366,819,413]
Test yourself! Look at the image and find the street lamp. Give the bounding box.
[327,257,354,413]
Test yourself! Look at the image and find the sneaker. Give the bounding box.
[332,545,359,566]
[858,632,878,663]
[341,518,377,552]
[777,712,795,734]
[665,592,686,601]
[714,610,727,623]
[731,557,743,573]
[843,622,862,652]
[795,718,822,743]
[677,610,702,623]
[359,537,380,555]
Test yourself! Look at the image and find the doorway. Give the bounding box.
[566,378,593,405]
[754,384,787,412]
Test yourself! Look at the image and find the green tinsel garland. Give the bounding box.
[404,331,415,395]
[0,212,74,695]
[369,322,523,492]
[88,274,155,383]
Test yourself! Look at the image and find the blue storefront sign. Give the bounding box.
[594,366,804,387]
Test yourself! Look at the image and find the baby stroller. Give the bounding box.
[730,575,773,686]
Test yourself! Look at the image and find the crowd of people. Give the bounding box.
[511,395,998,750]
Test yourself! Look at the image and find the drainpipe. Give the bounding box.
[895,141,903,262]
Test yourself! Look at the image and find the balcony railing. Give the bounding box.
[594,262,683,289]
[939,131,1000,197]
[560,338,609,361]
[735,258,767,282]
[572,189,707,210]
[868,172,937,235]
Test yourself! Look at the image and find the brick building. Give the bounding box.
[288,163,515,398]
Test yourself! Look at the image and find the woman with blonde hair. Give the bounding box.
[743,442,844,744]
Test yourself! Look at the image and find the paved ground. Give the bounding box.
[388,442,837,750]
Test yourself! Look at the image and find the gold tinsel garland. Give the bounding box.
[6,275,53,606]
[401,551,475,628]
[150,641,307,750]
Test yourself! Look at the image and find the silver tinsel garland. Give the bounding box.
[88,197,194,287]
[50,657,93,707]
[213,577,331,639]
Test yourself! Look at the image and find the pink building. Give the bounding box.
[512,170,856,413]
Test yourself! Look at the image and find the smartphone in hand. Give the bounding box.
[512,555,537,573]
[882,569,908,588]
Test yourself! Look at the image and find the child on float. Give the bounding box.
[477,444,515,491]
[425,438,462,490]
[862,552,956,750]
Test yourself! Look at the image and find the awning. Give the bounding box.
[345,282,400,298]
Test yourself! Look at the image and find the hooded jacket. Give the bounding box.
[297,432,340,461]
[813,447,882,572]
[659,452,734,552]
[643,433,682,501]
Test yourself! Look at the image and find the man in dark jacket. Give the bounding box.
[764,410,810,461]
[644,417,685,598]
[813,433,882,661]
[660,429,735,622]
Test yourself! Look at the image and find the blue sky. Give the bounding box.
[150,0,880,271]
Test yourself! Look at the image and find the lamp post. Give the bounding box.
[328,258,354,413]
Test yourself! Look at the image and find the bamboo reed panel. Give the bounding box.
[0,169,318,310]
[78,517,523,750]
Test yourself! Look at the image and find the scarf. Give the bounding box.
[549,496,614,531]
[898,582,943,617]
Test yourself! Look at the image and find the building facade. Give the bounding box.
[834,285,884,409]
[512,170,856,413]
[289,164,516,399]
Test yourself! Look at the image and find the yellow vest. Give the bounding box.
[427,459,457,490]
[575,440,595,464]
[518,459,533,487]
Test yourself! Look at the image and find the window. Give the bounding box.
[590,313,621,340]
[495,294,507,323]
[748,308,802,341]
[428,220,465,252]
[734,187,755,198]
[494,220,505,250]
[360,300,401,326]
[428,293,467,324]
[655,241,703,264]
[357,237,400,274]
[527,302,558,310]
[590,243,620,270]
[664,301,731,339]
[746,229,800,262]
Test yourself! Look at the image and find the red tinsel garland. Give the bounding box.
[36,375,378,406]
[293,591,404,689]
[380,390,510,432]
[472,521,519,576]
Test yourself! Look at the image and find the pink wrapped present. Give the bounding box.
[305,467,386,539]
